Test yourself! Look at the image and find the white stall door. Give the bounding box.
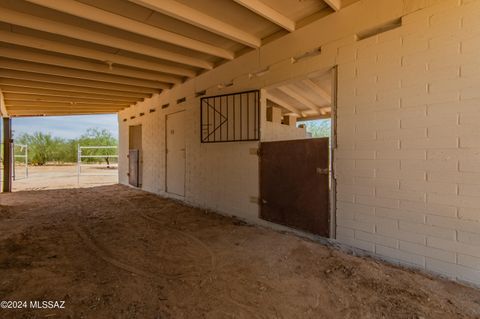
[166,111,186,196]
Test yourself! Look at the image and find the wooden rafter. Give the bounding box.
[0,86,140,103]
[0,59,170,90]
[5,101,128,108]
[276,86,326,115]
[0,7,212,70]
[0,47,182,85]
[26,0,235,60]
[264,92,303,117]
[8,107,123,114]
[3,93,134,105]
[0,0,336,117]
[233,0,295,32]
[129,0,262,48]
[0,79,149,99]
[323,0,342,11]
[302,79,332,104]
[0,31,195,78]
[0,70,160,94]
[10,111,120,116]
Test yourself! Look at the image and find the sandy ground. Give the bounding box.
[11,164,118,191]
[0,185,479,319]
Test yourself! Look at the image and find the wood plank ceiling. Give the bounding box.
[0,0,345,117]
[265,70,333,119]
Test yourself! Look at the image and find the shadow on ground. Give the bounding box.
[0,185,479,318]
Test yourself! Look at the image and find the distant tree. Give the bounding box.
[57,139,78,163]
[15,132,65,165]
[77,128,118,167]
[300,119,331,138]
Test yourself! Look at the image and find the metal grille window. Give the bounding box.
[201,90,260,143]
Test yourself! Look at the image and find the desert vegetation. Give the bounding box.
[14,128,117,166]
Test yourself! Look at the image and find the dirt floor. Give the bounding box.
[0,185,479,319]
[11,164,118,191]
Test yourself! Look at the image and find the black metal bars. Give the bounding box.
[200,90,260,143]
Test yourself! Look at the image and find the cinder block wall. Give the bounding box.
[119,0,480,286]
[334,0,480,286]
[119,94,261,220]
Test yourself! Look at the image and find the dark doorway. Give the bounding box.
[128,125,142,187]
[259,138,330,237]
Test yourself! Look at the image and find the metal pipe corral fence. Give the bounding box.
[13,143,28,181]
[77,145,118,184]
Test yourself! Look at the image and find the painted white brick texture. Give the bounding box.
[117,0,480,286]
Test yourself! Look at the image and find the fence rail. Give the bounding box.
[77,145,118,183]
[13,144,28,181]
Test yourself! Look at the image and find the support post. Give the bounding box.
[25,145,28,178]
[77,144,81,185]
[12,143,15,181]
[2,117,12,192]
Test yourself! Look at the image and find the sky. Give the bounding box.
[12,114,118,140]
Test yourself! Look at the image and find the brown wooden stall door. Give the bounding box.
[260,138,330,237]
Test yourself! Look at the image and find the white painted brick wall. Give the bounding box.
[117,0,480,286]
[335,0,480,286]
[262,121,307,142]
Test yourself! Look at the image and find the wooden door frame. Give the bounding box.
[329,65,338,239]
[165,110,186,197]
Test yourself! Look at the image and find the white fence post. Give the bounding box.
[25,145,28,178]
[77,144,81,185]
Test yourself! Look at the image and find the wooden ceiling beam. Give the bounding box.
[0,7,212,70]
[8,107,123,116]
[6,102,125,111]
[129,0,261,48]
[0,30,195,77]
[0,79,148,99]
[7,105,123,110]
[0,47,182,85]
[26,0,234,60]
[323,0,342,11]
[0,70,159,94]
[11,110,119,117]
[0,59,170,90]
[0,89,8,117]
[302,79,332,104]
[7,106,125,116]
[277,86,326,115]
[233,0,295,32]
[0,85,140,103]
[7,108,124,114]
[264,92,302,117]
[6,104,123,109]
[4,93,134,105]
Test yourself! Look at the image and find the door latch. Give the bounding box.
[316,168,330,175]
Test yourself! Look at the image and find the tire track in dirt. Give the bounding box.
[135,206,265,318]
[71,195,244,315]
[72,223,160,279]
[69,193,165,280]
[138,212,216,271]
[71,197,214,282]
